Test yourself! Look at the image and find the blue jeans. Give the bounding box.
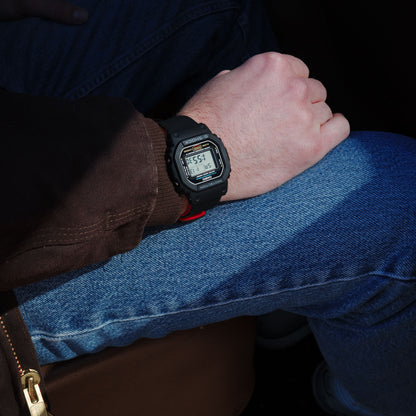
[3,1,416,415]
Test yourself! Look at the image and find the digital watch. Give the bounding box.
[159,115,231,222]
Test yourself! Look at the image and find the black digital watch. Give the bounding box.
[159,115,231,221]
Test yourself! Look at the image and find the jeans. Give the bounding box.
[3,1,416,415]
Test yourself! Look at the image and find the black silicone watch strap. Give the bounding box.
[159,116,209,141]
[159,116,229,221]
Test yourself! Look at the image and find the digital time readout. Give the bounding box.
[185,150,216,177]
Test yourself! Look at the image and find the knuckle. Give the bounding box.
[315,79,327,99]
[330,115,351,141]
[290,55,310,77]
[297,107,314,126]
[341,117,351,138]
[252,52,290,73]
[290,78,308,100]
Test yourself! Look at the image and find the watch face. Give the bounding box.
[184,148,216,178]
[179,140,224,186]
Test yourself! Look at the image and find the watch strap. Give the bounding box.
[159,116,208,140]
[160,116,229,222]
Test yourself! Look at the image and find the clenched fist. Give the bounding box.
[180,52,350,201]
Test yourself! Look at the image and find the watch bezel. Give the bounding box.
[161,115,230,217]
[173,133,228,193]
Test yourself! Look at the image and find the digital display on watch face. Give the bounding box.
[185,149,216,178]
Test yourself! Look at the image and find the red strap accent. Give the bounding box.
[179,210,206,222]
[180,203,192,217]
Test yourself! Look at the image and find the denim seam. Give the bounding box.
[27,273,390,341]
[65,0,240,99]
[25,269,416,341]
[367,271,416,282]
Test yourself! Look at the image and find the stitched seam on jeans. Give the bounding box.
[367,272,416,282]
[24,274,379,340]
[64,1,240,99]
[27,272,416,342]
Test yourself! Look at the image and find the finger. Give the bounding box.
[283,54,310,78]
[21,0,88,24]
[312,101,333,125]
[215,70,231,78]
[307,78,327,103]
[321,113,351,148]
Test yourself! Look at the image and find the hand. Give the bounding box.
[0,0,88,24]
[179,52,350,202]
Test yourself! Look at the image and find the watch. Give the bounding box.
[159,115,231,221]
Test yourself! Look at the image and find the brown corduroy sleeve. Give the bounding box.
[0,89,184,291]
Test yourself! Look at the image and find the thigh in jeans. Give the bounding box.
[14,131,416,371]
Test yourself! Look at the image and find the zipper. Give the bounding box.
[0,315,51,416]
[21,369,50,416]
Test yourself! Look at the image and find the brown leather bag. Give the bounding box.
[41,317,256,416]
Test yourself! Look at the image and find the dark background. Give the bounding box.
[243,334,327,415]
[263,0,416,139]
[242,2,415,414]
